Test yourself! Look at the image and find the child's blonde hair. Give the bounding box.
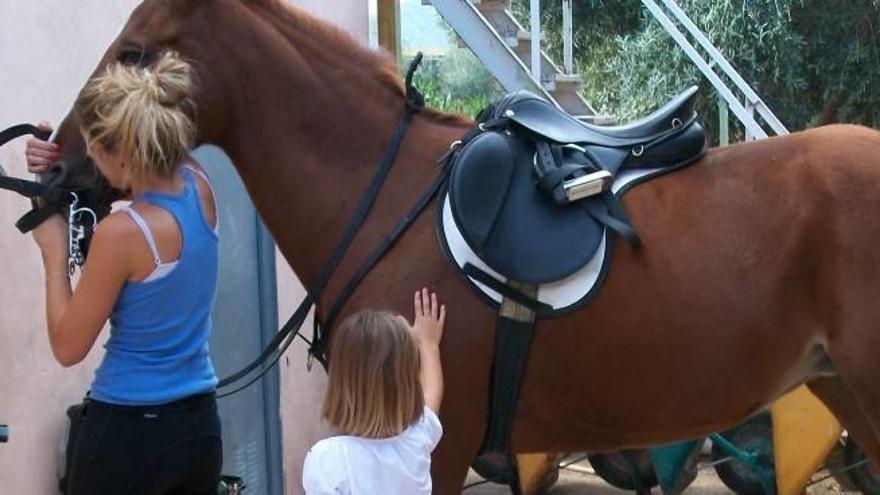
[323,310,424,438]
[74,51,196,185]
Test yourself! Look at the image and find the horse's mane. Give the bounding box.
[244,0,469,126]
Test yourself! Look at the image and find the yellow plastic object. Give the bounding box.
[772,385,842,495]
[516,453,565,494]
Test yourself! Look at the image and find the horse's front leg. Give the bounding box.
[429,287,496,494]
[432,382,488,494]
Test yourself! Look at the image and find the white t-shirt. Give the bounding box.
[302,407,443,494]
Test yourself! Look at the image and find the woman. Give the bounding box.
[27,51,222,495]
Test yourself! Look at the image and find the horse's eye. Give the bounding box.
[118,44,145,66]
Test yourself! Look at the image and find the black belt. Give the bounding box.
[86,392,217,416]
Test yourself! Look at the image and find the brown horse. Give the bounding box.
[51,1,880,492]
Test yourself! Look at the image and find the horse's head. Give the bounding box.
[52,0,247,220]
[54,0,408,212]
[50,0,431,272]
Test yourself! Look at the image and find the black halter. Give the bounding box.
[0,124,98,272]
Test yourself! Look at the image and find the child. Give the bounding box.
[303,288,446,494]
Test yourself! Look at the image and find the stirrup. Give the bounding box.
[563,170,613,203]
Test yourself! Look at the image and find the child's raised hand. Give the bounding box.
[412,288,445,347]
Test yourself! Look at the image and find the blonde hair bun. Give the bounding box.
[74,51,197,184]
[145,54,191,107]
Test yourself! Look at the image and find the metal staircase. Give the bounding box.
[421,0,789,140]
[422,0,605,120]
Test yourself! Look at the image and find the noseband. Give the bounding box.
[0,124,98,273]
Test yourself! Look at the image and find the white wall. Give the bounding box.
[0,3,142,493]
[0,2,368,494]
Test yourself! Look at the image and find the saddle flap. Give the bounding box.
[448,131,604,284]
[449,132,517,249]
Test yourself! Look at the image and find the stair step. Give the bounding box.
[422,0,510,7]
[555,73,583,84]
[501,29,532,48]
[472,0,511,10]
[576,115,618,125]
[427,0,602,116]
[553,73,583,91]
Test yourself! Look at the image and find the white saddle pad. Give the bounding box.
[438,166,670,314]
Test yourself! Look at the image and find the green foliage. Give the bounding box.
[510,0,880,140]
[403,50,505,118]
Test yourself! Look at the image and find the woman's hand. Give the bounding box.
[32,214,68,272]
[411,288,445,348]
[25,122,59,174]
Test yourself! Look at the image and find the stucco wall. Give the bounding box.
[0,3,142,493]
[0,1,368,494]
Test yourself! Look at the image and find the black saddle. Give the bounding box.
[446,87,706,285]
[493,85,700,147]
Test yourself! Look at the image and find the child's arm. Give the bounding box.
[412,288,445,413]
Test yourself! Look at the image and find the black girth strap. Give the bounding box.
[216,53,430,396]
[462,263,552,314]
[480,282,539,457]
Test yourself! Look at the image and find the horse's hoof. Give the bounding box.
[472,451,517,486]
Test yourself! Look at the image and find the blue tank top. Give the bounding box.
[91,167,219,405]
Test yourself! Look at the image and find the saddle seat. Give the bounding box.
[486,86,700,148]
[447,87,706,286]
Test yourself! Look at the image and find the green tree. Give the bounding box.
[404,50,505,117]
[513,0,880,140]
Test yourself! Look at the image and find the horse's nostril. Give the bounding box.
[45,161,69,188]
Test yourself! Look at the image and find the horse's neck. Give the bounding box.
[219,82,465,290]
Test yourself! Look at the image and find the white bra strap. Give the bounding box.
[184,165,217,200]
[183,164,219,232]
[123,207,162,265]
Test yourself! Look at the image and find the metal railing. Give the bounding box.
[519,0,787,139]
[525,0,574,78]
[640,0,788,140]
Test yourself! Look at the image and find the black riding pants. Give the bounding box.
[67,392,222,495]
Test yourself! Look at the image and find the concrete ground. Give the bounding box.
[461,454,851,494]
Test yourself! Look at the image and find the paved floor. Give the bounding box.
[460,455,850,494]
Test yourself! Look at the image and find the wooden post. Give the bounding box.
[377,0,401,61]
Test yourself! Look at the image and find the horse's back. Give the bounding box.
[514,123,880,451]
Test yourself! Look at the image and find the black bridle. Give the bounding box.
[0,124,98,273]
[215,53,452,397]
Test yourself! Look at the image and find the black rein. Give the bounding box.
[215,53,450,397]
